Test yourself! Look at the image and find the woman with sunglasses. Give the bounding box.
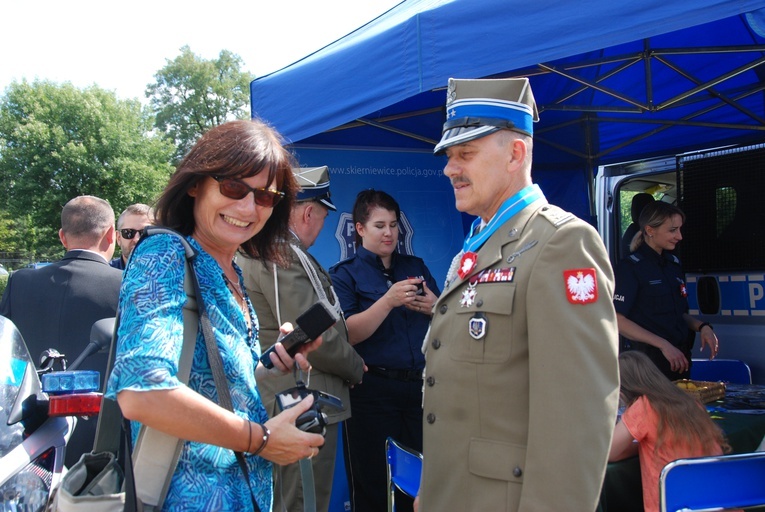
[105,120,325,511]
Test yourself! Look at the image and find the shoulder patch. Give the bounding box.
[537,205,575,228]
[628,253,643,264]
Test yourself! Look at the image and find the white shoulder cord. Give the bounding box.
[289,244,343,319]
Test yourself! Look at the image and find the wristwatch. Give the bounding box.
[698,322,713,332]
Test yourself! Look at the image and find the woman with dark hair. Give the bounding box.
[106,120,324,511]
[329,189,440,512]
[609,351,729,512]
[613,201,720,380]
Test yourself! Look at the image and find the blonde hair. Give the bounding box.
[619,351,729,455]
[630,201,686,253]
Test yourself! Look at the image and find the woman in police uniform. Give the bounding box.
[613,201,719,380]
[330,189,439,512]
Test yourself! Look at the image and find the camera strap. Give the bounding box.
[299,458,317,512]
[292,367,318,512]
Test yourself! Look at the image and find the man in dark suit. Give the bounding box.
[0,195,123,467]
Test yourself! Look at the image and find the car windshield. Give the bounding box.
[0,316,34,456]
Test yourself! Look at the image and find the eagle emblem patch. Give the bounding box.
[564,268,598,304]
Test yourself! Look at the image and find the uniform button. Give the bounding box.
[426,376,435,386]
[439,304,448,314]
[432,339,441,349]
[513,467,523,478]
[476,299,483,307]
[426,413,436,424]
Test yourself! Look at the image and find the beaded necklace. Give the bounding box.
[222,272,253,338]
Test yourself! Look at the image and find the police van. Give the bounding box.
[596,143,765,384]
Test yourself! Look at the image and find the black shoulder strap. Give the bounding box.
[94,227,198,454]
[94,226,261,512]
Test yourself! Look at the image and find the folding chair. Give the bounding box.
[660,451,765,512]
[690,358,752,384]
[385,437,423,512]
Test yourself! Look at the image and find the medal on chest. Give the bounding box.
[460,281,477,308]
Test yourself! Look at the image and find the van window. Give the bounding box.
[679,144,765,272]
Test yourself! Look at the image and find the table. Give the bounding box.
[598,384,765,512]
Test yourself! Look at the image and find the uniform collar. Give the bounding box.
[357,245,398,270]
[636,242,676,265]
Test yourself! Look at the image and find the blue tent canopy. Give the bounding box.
[251,0,765,170]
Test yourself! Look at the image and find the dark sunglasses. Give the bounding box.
[119,228,143,240]
[213,176,285,208]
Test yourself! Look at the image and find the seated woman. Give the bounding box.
[609,351,730,512]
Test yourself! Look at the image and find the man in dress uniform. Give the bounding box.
[416,78,620,511]
[241,166,365,512]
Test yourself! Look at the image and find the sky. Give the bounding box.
[0,0,402,103]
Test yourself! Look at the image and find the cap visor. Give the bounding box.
[319,197,337,211]
[434,126,500,155]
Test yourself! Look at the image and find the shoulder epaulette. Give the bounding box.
[329,256,354,273]
[628,253,643,264]
[538,205,575,228]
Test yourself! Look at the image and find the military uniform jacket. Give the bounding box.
[420,200,620,512]
[241,243,365,423]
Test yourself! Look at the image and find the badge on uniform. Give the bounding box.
[469,313,487,340]
[458,251,478,279]
[563,268,598,304]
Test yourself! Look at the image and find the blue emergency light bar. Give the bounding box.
[41,370,100,395]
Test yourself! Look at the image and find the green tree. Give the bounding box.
[147,46,254,163]
[0,80,174,258]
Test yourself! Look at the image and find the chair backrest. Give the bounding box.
[385,437,423,512]
[660,451,765,512]
[690,358,752,384]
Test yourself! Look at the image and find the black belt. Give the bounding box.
[367,366,423,382]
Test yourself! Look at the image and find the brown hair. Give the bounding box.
[352,189,400,247]
[619,351,730,455]
[630,201,686,252]
[155,119,298,263]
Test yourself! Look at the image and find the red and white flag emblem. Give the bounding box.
[564,268,598,304]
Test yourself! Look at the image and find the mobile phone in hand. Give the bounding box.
[259,300,338,369]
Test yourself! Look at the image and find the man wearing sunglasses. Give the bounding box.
[241,166,365,512]
[110,203,155,270]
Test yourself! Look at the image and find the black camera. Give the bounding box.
[275,383,344,437]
